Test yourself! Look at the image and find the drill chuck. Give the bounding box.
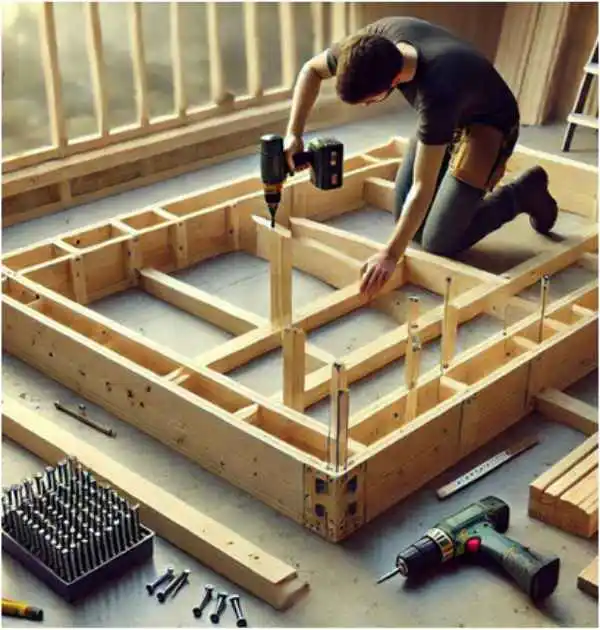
[395,528,454,579]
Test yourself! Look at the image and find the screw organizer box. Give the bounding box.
[1,456,155,601]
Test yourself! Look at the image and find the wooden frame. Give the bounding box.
[2,136,598,543]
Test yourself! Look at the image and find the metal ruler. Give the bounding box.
[436,435,539,500]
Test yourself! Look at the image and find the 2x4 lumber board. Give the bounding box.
[139,268,265,335]
[360,402,463,522]
[39,2,67,151]
[535,389,598,436]
[1,397,309,610]
[363,177,395,212]
[288,217,499,295]
[492,227,598,296]
[578,558,599,599]
[84,2,109,137]
[283,327,306,412]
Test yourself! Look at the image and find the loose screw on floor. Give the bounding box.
[192,584,214,618]
[170,570,190,599]
[146,567,174,595]
[229,594,248,627]
[210,591,228,624]
[156,569,188,603]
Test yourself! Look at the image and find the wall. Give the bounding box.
[547,2,598,122]
[356,2,507,61]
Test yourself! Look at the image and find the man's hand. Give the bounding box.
[360,250,400,298]
[283,134,306,173]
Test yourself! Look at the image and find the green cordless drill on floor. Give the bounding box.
[377,496,560,601]
[259,134,344,227]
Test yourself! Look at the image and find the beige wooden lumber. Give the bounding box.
[170,1,187,118]
[535,389,598,436]
[254,216,293,328]
[139,268,265,335]
[404,333,422,424]
[128,2,150,127]
[1,397,309,610]
[279,3,297,88]
[311,2,325,54]
[329,363,349,470]
[283,327,305,412]
[578,557,599,599]
[243,2,262,97]
[85,2,109,137]
[206,2,227,104]
[39,2,67,151]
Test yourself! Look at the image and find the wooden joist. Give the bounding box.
[1,397,309,610]
[529,434,598,538]
[535,388,598,436]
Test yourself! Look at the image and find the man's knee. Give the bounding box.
[420,229,461,258]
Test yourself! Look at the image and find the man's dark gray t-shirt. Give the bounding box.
[325,17,519,146]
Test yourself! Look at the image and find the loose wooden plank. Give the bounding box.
[1,397,309,610]
[535,389,598,436]
[578,557,598,599]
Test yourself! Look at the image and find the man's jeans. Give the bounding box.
[394,127,521,256]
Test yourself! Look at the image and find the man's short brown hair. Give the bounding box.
[335,33,404,103]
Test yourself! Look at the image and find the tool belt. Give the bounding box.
[449,122,518,192]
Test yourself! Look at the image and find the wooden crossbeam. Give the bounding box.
[535,389,598,435]
[2,397,309,610]
[139,268,265,335]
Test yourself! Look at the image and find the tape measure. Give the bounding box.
[436,435,539,500]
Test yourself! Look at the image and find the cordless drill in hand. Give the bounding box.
[260,134,344,227]
[377,496,560,601]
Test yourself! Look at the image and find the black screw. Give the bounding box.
[170,569,190,599]
[156,569,189,602]
[229,594,248,627]
[192,584,214,618]
[210,591,228,624]
[146,566,174,595]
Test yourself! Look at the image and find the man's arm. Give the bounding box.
[385,141,447,260]
[286,51,334,137]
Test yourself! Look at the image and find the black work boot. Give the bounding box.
[509,166,558,234]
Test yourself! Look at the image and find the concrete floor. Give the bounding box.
[2,108,598,627]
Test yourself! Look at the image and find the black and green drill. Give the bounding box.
[377,496,560,601]
[259,134,344,227]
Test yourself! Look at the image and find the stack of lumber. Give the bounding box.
[529,433,598,538]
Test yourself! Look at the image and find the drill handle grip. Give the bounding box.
[474,525,560,601]
[287,150,312,174]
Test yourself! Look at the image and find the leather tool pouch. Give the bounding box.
[449,123,507,192]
